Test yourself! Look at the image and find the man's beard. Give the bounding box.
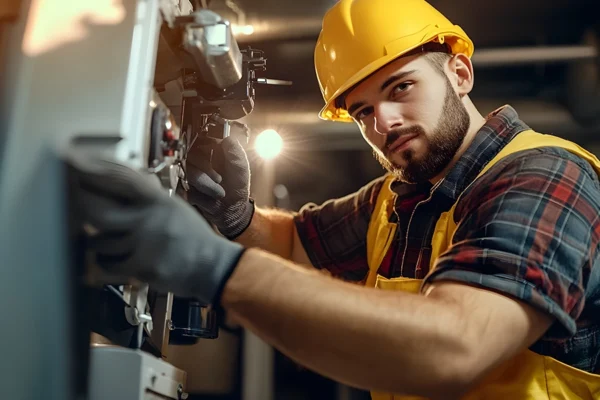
[374,77,471,183]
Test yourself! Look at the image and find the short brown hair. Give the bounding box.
[422,51,452,77]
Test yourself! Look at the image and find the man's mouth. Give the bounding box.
[387,133,419,154]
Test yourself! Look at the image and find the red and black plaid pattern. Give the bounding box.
[294,105,600,372]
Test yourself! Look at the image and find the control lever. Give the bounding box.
[202,114,250,167]
[205,114,250,142]
[255,78,293,86]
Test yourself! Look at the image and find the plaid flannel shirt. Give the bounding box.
[294,105,600,373]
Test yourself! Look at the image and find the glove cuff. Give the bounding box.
[210,246,248,307]
[222,198,255,240]
[190,237,246,306]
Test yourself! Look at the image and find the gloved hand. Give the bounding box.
[185,136,254,239]
[67,154,246,306]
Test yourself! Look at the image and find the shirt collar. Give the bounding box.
[435,104,531,200]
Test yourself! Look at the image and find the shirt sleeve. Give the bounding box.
[293,175,387,282]
[423,147,600,338]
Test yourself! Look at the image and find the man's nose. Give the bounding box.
[373,102,403,136]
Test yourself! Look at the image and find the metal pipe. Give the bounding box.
[472,45,597,67]
[270,41,598,68]
[242,160,277,400]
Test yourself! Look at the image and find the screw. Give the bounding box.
[178,384,189,400]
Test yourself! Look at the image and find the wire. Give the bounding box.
[105,285,129,306]
[103,285,157,351]
[186,130,200,156]
[104,285,144,349]
[134,322,144,349]
[224,0,245,25]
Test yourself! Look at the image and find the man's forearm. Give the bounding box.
[221,248,473,399]
[234,207,295,259]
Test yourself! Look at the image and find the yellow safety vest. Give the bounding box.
[366,130,600,400]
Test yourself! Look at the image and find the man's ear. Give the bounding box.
[448,53,474,97]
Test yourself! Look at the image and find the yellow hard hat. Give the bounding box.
[315,0,474,123]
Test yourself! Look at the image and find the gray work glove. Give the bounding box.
[68,154,246,306]
[186,136,254,239]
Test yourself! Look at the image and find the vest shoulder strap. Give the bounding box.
[442,129,600,257]
[365,175,397,284]
[475,129,600,181]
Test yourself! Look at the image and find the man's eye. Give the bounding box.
[392,82,412,95]
[354,106,373,120]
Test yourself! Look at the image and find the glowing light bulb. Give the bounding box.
[255,129,283,160]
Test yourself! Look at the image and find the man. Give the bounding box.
[70,0,600,398]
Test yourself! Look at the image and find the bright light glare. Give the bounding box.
[255,129,283,160]
[232,24,255,36]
